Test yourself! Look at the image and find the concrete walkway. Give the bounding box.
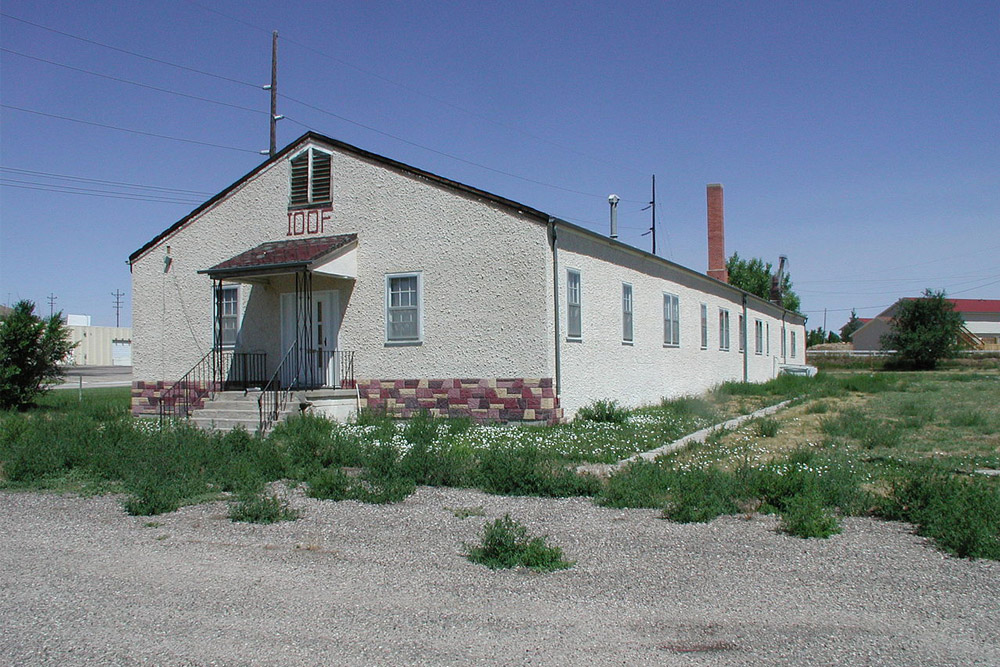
[578,399,794,476]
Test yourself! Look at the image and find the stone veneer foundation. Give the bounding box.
[356,377,562,425]
[131,380,214,416]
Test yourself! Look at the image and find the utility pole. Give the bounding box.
[47,293,57,318]
[263,30,281,158]
[112,289,125,327]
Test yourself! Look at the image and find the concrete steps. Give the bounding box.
[191,388,358,433]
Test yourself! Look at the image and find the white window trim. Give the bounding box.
[719,308,730,351]
[622,282,634,344]
[289,146,332,207]
[214,284,240,349]
[566,268,582,341]
[385,272,423,345]
[663,292,680,347]
[700,303,708,350]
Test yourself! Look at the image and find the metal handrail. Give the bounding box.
[257,345,357,433]
[159,349,268,425]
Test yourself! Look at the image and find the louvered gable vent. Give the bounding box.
[289,152,310,206]
[288,147,332,207]
[311,150,331,203]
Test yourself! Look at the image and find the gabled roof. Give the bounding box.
[948,299,1000,314]
[199,234,357,278]
[131,131,806,323]
[128,131,548,265]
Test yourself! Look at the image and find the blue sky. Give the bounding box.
[1,1,997,330]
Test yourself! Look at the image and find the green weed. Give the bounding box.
[228,490,300,524]
[465,514,572,572]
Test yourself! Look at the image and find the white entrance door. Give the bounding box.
[280,290,340,387]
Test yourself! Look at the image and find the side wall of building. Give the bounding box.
[555,227,805,417]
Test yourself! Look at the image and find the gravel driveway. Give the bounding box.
[1,487,997,666]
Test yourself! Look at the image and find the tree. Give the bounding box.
[880,290,964,370]
[0,300,76,409]
[839,309,862,343]
[726,252,801,313]
[807,327,826,347]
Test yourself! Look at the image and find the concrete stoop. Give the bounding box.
[191,391,282,433]
[191,388,358,433]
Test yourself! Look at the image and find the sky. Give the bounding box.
[1,1,998,330]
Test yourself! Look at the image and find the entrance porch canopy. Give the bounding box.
[198,233,358,281]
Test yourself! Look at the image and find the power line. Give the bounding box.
[0,180,204,205]
[0,13,260,89]
[0,166,215,196]
[2,48,268,116]
[184,0,647,178]
[1,104,261,154]
[282,104,626,202]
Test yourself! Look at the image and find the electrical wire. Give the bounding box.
[0,166,215,196]
[1,104,261,154]
[0,180,203,205]
[0,13,260,89]
[2,48,267,116]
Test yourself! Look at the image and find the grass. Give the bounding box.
[2,371,998,560]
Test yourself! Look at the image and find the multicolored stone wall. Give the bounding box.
[131,380,214,416]
[356,377,562,425]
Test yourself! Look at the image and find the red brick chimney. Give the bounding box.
[707,183,728,283]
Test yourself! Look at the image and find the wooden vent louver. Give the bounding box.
[289,152,310,206]
[311,151,332,203]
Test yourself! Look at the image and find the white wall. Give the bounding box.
[555,226,805,416]
[131,137,553,385]
[66,326,132,366]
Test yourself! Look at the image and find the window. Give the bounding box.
[781,326,787,358]
[215,285,239,347]
[289,147,332,207]
[739,314,745,352]
[386,273,422,343]
[766,322,770,355]
[755,319,764,355]
[567,269,582,339]
[700,303,708,349]
[719,308,730,351]
[622,283,633,343]
[663,293,680,347]
[791,331,798,358]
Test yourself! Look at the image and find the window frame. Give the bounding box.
[385,272,423,345]
[663,292,680,347]
[621,282,634,344]
[214,284,239,349]
[289,146,333,208]
[738,314,745,352]
[791,330,798,358]
[700,303,708,349]
[719,308,731,351]
[755,319,764,355]
[566,269,582,341]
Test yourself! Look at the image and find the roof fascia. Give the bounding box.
[552,218,806,324]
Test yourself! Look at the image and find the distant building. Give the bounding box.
[852,299,1000,351]
[63,316,132,366]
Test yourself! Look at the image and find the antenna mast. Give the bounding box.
[651,174,656,256]
[112,289,125,328]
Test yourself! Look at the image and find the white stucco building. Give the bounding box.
[129,132,806,425]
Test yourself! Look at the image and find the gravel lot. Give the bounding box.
[1,487,998,666]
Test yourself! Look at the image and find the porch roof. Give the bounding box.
[199,234,358,279]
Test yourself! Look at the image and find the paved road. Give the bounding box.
[55,365,132,389]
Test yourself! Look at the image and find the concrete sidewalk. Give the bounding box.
[54,366,132,389]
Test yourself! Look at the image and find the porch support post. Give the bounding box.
[213,278,222,390]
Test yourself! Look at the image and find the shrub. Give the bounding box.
[228,489,300,524]
[779,491,842,538]
[0,300,76,410]
[881,289,964,370]
[884,470,1000,560]
[599,460,674,509]
[662,468,738,523]
[477,443,600,497]
[576,399,629,424]
[465,514,572,572]
[306,466,353,501]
